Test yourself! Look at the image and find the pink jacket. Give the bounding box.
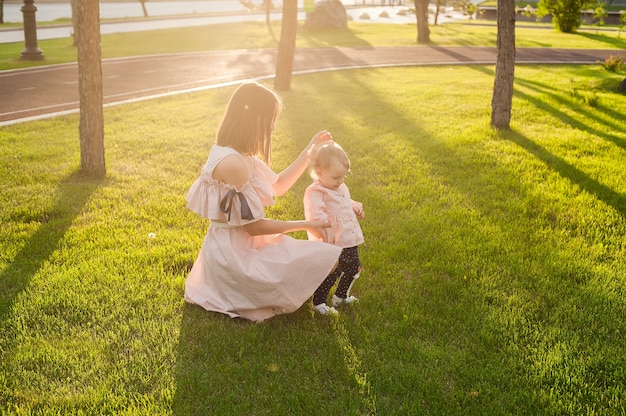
[304,181,364,249]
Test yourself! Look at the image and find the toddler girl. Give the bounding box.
[304,141,365,315]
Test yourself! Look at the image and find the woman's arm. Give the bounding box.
[273,130,333,196]
[242,218,330,239]
[212,153,331,237]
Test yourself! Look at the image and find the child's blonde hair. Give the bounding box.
[308,141,350,180]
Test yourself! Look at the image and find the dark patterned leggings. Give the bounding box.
[313,246,361,306]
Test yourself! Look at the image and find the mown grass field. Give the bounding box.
[1,18,626,415]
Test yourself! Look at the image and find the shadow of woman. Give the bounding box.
[171,301,335,414]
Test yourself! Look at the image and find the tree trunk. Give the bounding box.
[1,0,5,24]
[274,0,297,91]
[434,0,442,26]
[140,0,148,17]
[414,0,431,44]
[265,0,277,42]
[71,0,78,46]
[77,0,106,177]
[490,0,516,130]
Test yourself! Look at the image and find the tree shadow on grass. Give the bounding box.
[515,76,626,152]
[575,32,626,50]
[430,45,497,66]
[505,129,625,218]
[0,170,104,353]
[510,77,625,215]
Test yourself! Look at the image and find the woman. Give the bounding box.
[184,81,342,322]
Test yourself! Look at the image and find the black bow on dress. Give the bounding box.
[219,189,254,221]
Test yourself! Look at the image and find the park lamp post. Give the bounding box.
[21,0,44,60]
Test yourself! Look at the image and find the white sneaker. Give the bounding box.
[331,295,359,308]
[313,303,338,316]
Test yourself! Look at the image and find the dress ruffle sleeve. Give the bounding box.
[186,172,216,219]
[186,150,279,226]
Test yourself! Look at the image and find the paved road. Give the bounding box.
[3,6,619,126]
[0,46,618,126]
[0,12,285,43]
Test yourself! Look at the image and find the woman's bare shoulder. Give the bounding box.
[213,154,249,188]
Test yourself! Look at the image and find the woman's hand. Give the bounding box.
[306,220,332,240]
[308,130,333,153]
[274,130,333,196]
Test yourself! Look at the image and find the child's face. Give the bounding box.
[316,162,349,190]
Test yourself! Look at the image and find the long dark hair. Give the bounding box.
[216,82,282,165]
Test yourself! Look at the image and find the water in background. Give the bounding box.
[2,0,375,23]
[4,1,248,22]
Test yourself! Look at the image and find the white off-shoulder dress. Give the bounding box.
[184,145,342,322]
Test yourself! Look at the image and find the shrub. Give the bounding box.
[597,55,625,72]
[536,0,597,33]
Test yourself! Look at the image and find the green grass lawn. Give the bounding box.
[1,18,626,416]
[1,64,625,414]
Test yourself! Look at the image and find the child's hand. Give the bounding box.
[352,201,365,219]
